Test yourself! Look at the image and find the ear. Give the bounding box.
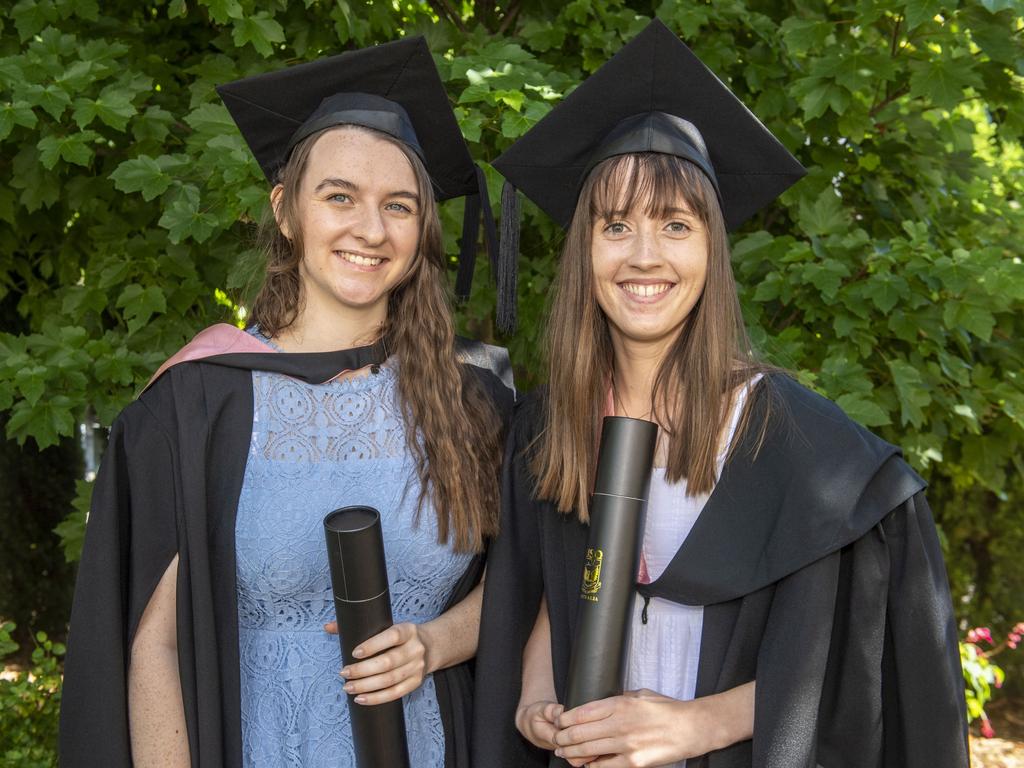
[270,184,291,239]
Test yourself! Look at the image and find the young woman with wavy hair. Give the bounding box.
[60,38,512,768]
[474,20,967,768]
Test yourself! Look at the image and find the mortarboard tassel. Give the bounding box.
[497,180,520,335]
[477,165,499,276]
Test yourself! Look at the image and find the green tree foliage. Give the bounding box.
[0,622,64,768]
[0,0,1022,666]
[0,295,81,651]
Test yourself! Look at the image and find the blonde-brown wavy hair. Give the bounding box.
[249,125,501,552]
[534,153,774,521]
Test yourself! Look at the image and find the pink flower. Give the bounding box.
[974,627,994,645]
[980,718,996,739]
[967,629,978,643]
[1013,622,1024,635]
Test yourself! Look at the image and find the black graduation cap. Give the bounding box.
[493,18,807,332]
[216,35,496,302]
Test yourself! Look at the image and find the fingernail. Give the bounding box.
[343,683,354,692]
[554,748,563,757]
[353,648,365,658]
[354,695,366,704]
[339,668,349,678]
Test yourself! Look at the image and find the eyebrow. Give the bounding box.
[314,177,420,203]
[314,177,356,193]
[599,205,695,220]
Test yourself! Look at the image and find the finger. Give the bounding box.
[323,621,339,634]
[352,623,411,659]
[542,702,564,723]
[585,755,630,767]
[531,716,559,747]
[553,718,621,748]
[555,737,620,761]
[563,754,602,768]
[344,658,423,696]
[556,697,617,728]
[342,647,413,681]
[348,662,424,705]
[351,683,414,706]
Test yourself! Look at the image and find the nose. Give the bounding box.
[628,230,662,269]
[352,204,387,246]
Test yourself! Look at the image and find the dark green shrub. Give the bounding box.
[0,622,62,767]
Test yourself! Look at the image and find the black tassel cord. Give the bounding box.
[497,180,520,335]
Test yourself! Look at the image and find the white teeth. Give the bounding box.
[338,251,383,267]
[621,282,671,298]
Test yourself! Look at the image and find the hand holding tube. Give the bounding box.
[336,622,431,705]
[324,506,411,768]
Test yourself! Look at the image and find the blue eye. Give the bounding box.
[385,202,414,214]
[604,221,628,234]
[328,193,351,203]
[666,221,690,233]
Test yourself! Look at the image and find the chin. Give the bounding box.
[612,319,686,346]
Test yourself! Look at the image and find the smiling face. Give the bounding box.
[589,156,710,353]
[273,126,422,329]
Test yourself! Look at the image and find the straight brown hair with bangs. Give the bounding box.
[534,153,773,521]
[249,125,502,552]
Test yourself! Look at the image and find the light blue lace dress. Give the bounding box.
[235,342,471,767]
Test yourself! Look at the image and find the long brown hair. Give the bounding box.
[250,125,501,552]
[534,153,772,521]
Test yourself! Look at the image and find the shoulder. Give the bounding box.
[455,337,517,424]
[455,336,515,391]
[505,388,547,455]
[128,359,252,438]
[462,363,515,425]
[755,372,896,460]
[752,372,925,540]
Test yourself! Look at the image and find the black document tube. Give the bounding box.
[324,506,410,768]
[563,416,658,708]
[550,417,656,767]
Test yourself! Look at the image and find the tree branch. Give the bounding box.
[870,84,910,117]
[497,0,522,35]
[426,0,467,33]
[890,13,904,58]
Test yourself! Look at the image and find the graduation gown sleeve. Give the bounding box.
[59,397,180,765]
[61,361,256,768]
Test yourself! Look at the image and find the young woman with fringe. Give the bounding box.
[475,19,967,768]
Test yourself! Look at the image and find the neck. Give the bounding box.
[273,299,386,353]
[609,333,676,420]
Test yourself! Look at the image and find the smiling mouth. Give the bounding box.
[336,250,385,267]
[620,282,674,298]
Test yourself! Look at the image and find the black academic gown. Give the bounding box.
[60,343,514,768]
[473,374,968,768]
